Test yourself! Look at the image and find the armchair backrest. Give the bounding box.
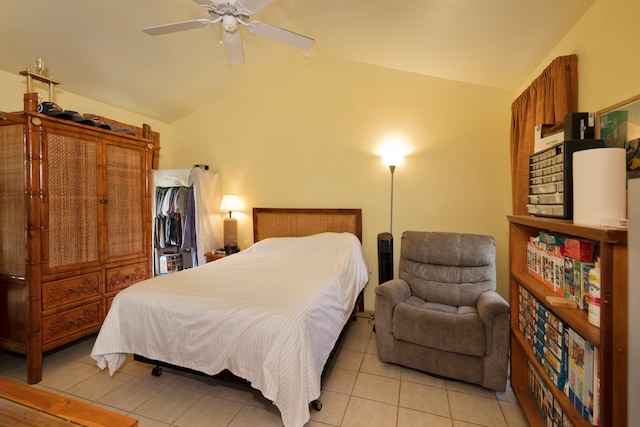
[399,231,496,307]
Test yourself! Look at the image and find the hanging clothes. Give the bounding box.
[182,188,196,254]
[155,186,197,254]
[152,168,222,271]
[155,187,168,249]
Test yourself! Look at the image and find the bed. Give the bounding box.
[91,208,368,427]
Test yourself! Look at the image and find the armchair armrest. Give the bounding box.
[477,290,510,355]
[477,291,509,320]
[374,279,411,362]
[374,279,411,329]
[375,278,411,308]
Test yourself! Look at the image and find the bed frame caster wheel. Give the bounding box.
[310,400,322,411]
[151,366,163,377]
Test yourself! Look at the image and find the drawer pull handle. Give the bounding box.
[72,287,80,294]
[73,320,80,326]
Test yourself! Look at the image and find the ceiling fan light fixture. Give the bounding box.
[222,15,238,32]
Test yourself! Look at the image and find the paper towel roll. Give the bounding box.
[573,147,626,226]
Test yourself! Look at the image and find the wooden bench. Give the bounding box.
[0,377,138,427]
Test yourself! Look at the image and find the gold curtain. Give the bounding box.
[510,54,579,215]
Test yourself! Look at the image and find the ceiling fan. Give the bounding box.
[142,0,314,64]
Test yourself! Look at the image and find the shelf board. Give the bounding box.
[508,215,627,244]
[512,269,600,344]
[19,69,61,86]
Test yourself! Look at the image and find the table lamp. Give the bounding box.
[220,194,240,254]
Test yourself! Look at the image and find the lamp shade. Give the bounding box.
[381,150,404,167]
[220,194,239,214]
[380,137,406,167]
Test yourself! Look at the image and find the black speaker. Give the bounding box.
[564,112,595,140]
[377,232,394,284]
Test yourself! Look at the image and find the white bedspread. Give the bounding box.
[91,232,369,427]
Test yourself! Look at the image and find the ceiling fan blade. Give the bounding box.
[248,21,314,50]
[236,0,273,14]
[143,19,216,36]
[192,0,213,5]
[223,31,245,64]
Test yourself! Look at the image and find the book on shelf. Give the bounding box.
[535,304,568,391]
[567,328,596,423]
[564,258,595,309]
[521,285,569,391]
[527,231,598,311]
[528,361,572,427]
[580,262,595,311]
[564,237,597,263]
[518,287,534,345]
[528,235,564,295]
[519,284,602,425]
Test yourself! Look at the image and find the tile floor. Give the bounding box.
[0,316,530,427]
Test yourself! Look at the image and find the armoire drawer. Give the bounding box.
[105,262,147,293]
[42,302,101,344]
[42,273,101,310]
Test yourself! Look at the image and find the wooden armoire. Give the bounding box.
[0,93,160,384]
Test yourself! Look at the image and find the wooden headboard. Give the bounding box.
[253,208,362,243]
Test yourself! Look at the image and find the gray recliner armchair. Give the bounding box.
[374,231,510,391]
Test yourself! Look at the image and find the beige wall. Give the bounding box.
[2,0,636,311]
[166,57,513,310]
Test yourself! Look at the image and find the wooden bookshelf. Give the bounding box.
[508,215,627,427]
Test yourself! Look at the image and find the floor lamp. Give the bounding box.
[377,157,399,286]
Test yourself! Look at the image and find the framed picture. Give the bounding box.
[596,93,640,178]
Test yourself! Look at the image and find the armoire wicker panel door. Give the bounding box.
[44,130,101,274]
[103,141,149,303]
[0,124,27,278]
[104,143,146,260]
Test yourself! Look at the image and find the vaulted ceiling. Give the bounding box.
[0,0,594,123]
